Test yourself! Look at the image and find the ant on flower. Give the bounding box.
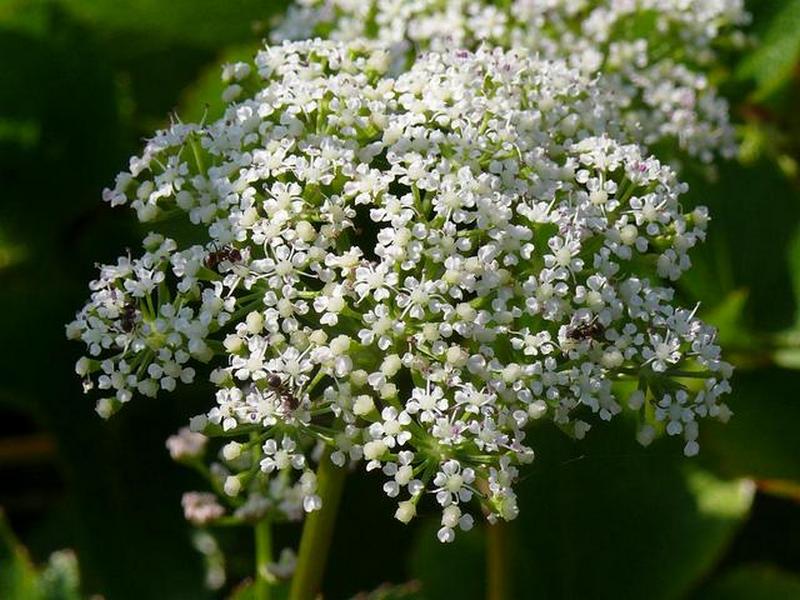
[120,301,139,333]
[566,315,605,343]
[267,373,300,412]
[204,244,242,271]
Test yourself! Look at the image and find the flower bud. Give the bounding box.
[95,398,119,419]
[222,442,244,462]
[395,500,416,524]
[245,311,264,334]
[363,440,387,461]
[224,475,242,497]
[353,395,375,416]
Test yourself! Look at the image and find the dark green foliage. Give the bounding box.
[411,421,753,600]
[699,565,800,599]
[1,1,800,599]
[1,509,82,600]
[0,2,286,598]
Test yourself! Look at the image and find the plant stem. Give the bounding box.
[254,518,273,600]
[288,447,347,600]
[486,521,511,600]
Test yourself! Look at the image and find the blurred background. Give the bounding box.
[1,0,800,598]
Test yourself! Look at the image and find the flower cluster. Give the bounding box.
[274,0,749,163]
[68,40,732,539]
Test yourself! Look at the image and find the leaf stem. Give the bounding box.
[288,447,347,600]
[254,518,273,600]
[486,520,511,600]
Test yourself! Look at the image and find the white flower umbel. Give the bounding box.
[69,40,732,539]
[274,0,749,163]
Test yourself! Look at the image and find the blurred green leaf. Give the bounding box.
[57,0,286,47]
[772,346,800,369]
[703,289,753,349]
[681,160,800,332]
[701,369,800,483]
[411,421,753,600]
[179,43,261,122]
[738,0,800,100]
[0,514,82,599]
[699,564,800,599]
[789,220,800,329]
[0,509,40,599]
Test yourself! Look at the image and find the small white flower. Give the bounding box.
[260,437,306,473]
[433,460,475,507]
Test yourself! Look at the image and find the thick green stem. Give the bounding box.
[254,518,273,600]
[288,448,347,600]
[486,521,511,600]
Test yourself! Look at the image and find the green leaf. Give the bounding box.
[699,565,800,600]
[702,289,753,350]
[789,220,800,329]
[772,345,800,370]
[737,0,800,100]
[58,0,288,47]
[0,509,40,600]
[410,421,753,600]
[681,160,800,332]
[701,368,800,483]
[179,43,262,123]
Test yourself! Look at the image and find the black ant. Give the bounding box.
[120,302,139,333]
[205,244,242,271]
[566,316,605,342]
[267,374,299,412]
